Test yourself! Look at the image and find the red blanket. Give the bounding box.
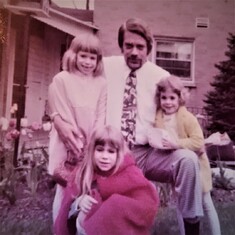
[84,155,159,235]
[54,154,159,235]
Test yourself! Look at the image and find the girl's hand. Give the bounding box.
[76,194,98,214]
[162,137,179,149]
[53,115,83,156]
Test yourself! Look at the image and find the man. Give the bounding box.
[53,18,203,235]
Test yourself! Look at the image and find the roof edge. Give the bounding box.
[49,8,99,31]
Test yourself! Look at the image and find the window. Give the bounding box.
[154,37,195,84]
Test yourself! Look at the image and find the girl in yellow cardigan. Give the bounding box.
[148,75,221,235]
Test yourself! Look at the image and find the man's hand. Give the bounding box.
[53,115,83,155]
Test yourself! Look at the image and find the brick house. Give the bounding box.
[0,0,97,124]
[0,0,234,125]
[94,0,235,112]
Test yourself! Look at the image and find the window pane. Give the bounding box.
[155,39,193,81]
[156,59,191,78]
[156,51,175,59]
[156,41,192,60]
[176,42,192,61]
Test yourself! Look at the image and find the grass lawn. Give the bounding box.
[151,201,235,235]
[1,179,235,235]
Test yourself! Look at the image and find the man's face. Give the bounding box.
[122,31,148,70]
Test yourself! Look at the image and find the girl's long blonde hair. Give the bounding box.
[155,75,189,109]
[62,33,103,76]
[78,125,129,195]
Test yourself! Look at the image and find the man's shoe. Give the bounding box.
[184,220,200,235]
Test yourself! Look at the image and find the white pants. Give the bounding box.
[76,212,86,235]
[52,184,65,222]
[203,192,221,235]
[177,192,221,235]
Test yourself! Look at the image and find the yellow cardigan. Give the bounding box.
[155,106,212,192]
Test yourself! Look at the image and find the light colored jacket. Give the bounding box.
[155,106,212,192]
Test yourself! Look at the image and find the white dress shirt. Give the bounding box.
[104,56,169,145]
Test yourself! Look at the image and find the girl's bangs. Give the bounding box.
[81,45,100,55]
[78,36,101,55]
[94,138,119,150]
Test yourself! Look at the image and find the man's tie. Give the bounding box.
[121,71,137,149]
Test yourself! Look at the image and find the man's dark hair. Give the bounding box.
[118,18,153,55]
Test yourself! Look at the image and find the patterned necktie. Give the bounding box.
[121,71,137,149]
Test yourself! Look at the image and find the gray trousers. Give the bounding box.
[132,144,204,219]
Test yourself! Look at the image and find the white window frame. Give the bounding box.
[153,36,195,86]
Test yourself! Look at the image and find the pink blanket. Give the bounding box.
[54,155,159,235]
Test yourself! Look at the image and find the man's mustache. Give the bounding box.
[128,56,139,60]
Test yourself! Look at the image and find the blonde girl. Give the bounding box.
[72,125,158,235]
[79,124,127,194]
[149,75,220,235]
[48,33,106,235]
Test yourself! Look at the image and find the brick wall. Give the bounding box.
[94,0,235,109]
